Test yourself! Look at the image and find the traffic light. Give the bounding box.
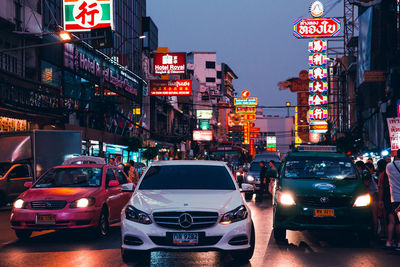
[91,27,113,49]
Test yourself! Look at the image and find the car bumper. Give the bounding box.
[10,207,102,230]
[274,204,372,231]
[121,216,252,252]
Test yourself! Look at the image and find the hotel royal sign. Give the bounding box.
[63,0,113,32]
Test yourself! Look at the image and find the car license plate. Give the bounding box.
[314,209,334,217]
[36,214,56,224]
[172,232,199,246]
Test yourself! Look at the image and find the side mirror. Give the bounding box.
[240,183,254,193]
[108,180,120,187]
[24,181,33,188]
[121,183,134,192]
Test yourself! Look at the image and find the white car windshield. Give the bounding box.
[139,165,236,190]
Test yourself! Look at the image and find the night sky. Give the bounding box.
[148,0,343,116]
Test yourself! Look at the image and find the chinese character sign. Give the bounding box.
[309,94,328,106]
[308,39,327,53]
[309,107,328,121]
[309,80,328,94]
[309,66,328,80]
[387,118,400,151]
[63,0,113,32]
[309,53,327,66]
[153,53,186,75]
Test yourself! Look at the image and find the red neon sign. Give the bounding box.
[293,18,341,38]
[153,53,186,75]
[150,80,192,96]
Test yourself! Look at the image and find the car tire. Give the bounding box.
[231,222,255,262]
[95,208,109,237]
[273,227,286,242]
[121,248,150,263]
[244,193,253,201]
[15,230,32,240]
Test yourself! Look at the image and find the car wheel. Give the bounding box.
[273,227,286,242]
[15,230,32,240]
[244,193,253,201]
[231,222,255,261]
[121,248,150,263]
[96,208,109,237]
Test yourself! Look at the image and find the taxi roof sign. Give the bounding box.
[297,145,337,152]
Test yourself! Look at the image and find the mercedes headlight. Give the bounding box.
[220,205,248,225]
[353,194,371,207]
[125,205,152,224]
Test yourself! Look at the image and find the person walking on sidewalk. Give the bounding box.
[386,149,400,250]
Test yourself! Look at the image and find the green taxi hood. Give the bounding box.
[280,178,367,198]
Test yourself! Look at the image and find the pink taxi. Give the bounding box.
[10,156,133,240]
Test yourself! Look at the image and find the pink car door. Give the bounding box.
[104,168,122,222]
[113,169,133,208]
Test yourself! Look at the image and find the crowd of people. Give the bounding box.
[356,150,400,250]
[109,156,140,185]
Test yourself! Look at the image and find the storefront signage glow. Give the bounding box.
[309,94,328,106]
[266,136,277,152]
[193,130,213,141]
[234,97,258,106]
[310,1,324,17]
[199,120,210,130]
[310,121,328,133]
[196,110,213,119]
[243,121,250,145]
[0,116,28,132]
[309,107,328,121]
[309,80,328,93]
[236,106,256,114]
[149,80,192,96]
[243,114,256,121]
[63,0,114,32]
[64,43,138,95]
[293,18,341,38]
[153,53,186,75]
[309,53,327,66]
[241,90,250,98]
[309,66,328,80]
[308,39,327,53]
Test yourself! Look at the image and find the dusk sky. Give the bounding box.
[148,0,343,116]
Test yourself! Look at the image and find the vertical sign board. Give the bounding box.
[63,0,114,32]
[387,118,400,153]
[249,139,255,157]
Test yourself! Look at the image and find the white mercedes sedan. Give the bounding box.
[120,160,255,262]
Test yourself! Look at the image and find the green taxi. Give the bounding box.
[273,146,372,242]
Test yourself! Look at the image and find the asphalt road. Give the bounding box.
[0,198,399,267]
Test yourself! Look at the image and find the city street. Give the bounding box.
[0,198,398,267]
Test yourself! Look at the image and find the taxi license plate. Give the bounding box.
[172,233,199,246]
[36,215,56,224]
[314,209,334,217]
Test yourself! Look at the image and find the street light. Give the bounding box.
[139,35,146,39]
[59,31,72,42]
[285,102,291,117]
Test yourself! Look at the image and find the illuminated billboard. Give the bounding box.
[234,97,258,106]
[309,80,328,94]
[309,94,328,106]
[308,39,327,53]
[150,80,192,96]
[63,0,114,32]
[236,107,256,113]
[293,18,341,38]
[309,67,328,80]
[153,53,186,75]
[309,107,328,121]
[196,110,213,119]
[193,130,213,141]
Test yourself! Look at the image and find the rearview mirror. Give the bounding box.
[24,181,33,188]
[240,183,254,193]
[108,180,119,187]
[121,183,134,192]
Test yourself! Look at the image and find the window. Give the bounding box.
[34,167,102,188]
[106,168,117,187]
[115,169,128,184]
[206,77,216,83]
[217,71,222,79]
[9,165,30,179]
[139,165,235,190]
[206,61,216,69]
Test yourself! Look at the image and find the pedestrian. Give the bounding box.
[385,149,400,250]
[109,158,116,166]
[365,161,378,183]
[267,160,278,195]
[128,160,140,185]
[116,156,124,170]
[357,160,379,237]
[377,159,396,247]
[259,161,267,196]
